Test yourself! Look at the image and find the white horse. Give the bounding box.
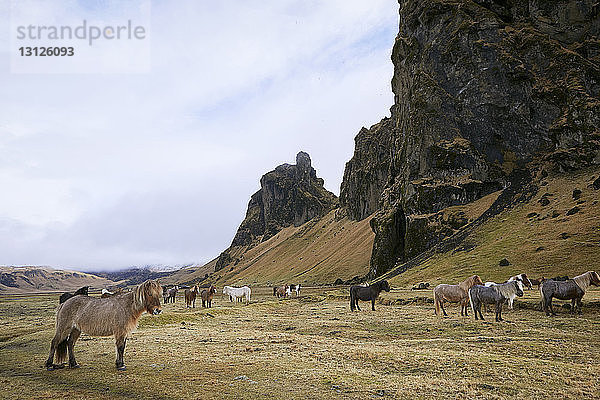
[485,274,530,309]
[295,284,301,296]
[223,286,251,304]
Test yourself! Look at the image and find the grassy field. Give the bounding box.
[1,287,600,399]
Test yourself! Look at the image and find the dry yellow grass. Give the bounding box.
[1,287,600,399]
[211,211,374,286]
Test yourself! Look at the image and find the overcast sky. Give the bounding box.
[0,0,397,271]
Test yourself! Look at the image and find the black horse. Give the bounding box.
[349,280,390,311]
[59,286,89,304]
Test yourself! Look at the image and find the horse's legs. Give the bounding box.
[570,299,576,314]
[371,299,376,311]
[477,303,484,320]
[508,297,514,310]
[45,334,60,369]
[548,296,556,316]
[496,302,502,322]
[67,328,81,368]
[576,296,583,315]
[440,301,448,317]
[115,336,127,371]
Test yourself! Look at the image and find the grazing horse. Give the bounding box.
[275,285,289,298]
[529,277,545,289]
[540,271,600,316]
[469,280,524,322]
[184,286,200,308]
[59,286,89,304]
[223,286,251,304]
[201,285,216,308]
[45,279,162,371]
[166,286,179,303]
[433,275,483,317]
[349,280,390,311]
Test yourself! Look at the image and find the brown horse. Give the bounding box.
[433,275,483,317]
[184,286,199,308]
[275,285,288,298]
[45,279,162,371]
[201,285,216,308]
[529,277,545,289]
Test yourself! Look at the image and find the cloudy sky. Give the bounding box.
[0,0,397,271]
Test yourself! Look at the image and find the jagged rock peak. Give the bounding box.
[296,151,311,170]
[215,152,338,271]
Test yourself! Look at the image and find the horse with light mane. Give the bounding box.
[349,280,390,311]
[184,285,200,308]
[201,285,216,308]
[469,280,524,322]
[433,275,483,317]
[223,285,251,304]
[540,271,600,316]
[45,279,162,371]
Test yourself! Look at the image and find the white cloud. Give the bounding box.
[0,0,397,270]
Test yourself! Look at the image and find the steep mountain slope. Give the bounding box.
[212,210,373,286]
[340,0,600,278]
[0,266,115,294]
[385,167,600,286]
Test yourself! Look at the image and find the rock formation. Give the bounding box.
[215,152,338,271]
[340,0,600,277]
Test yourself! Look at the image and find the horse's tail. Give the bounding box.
[55,336,69,364]
[468,287,475,316]
[433,288,440,315]
[539,282,546,311]
[349,287,355,311]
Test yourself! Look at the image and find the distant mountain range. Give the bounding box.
[0,264,201,293]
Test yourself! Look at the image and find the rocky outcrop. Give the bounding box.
[341,0,600,277]
[215,152,338,271]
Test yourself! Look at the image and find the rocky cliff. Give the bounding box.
[340,0,600,277]
[215,152,338,271]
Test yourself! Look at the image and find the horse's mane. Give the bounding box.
[459,275,481,291]
[497,280,521,298]
[573,271,598,291]
[134,280,161,309]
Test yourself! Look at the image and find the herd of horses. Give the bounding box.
[432,271,600,321]
[272,284,301,298]
[46,271,599,371]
